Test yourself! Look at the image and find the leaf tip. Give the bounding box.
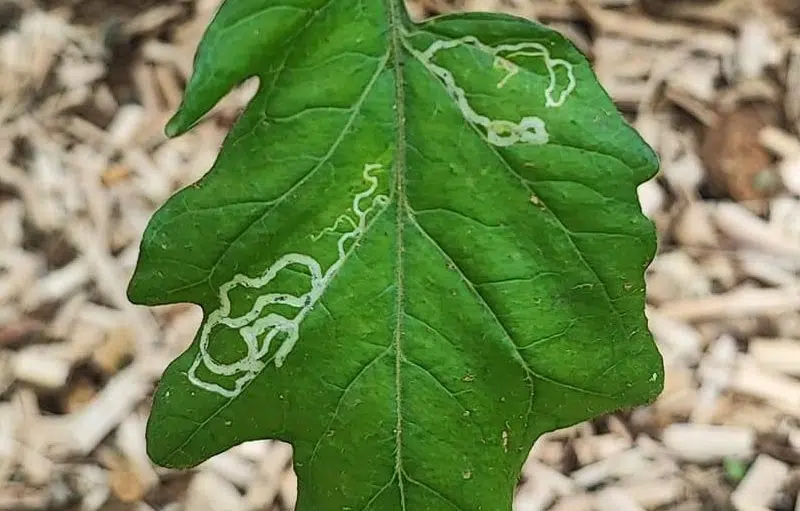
[165,112,189,138]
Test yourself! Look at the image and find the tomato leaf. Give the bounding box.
[128,1,663,509]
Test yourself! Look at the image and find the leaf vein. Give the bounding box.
[402,358,470,416]
[163,53,391,298]
[408,215,609,399]
[307,346,393,465]
[404,474,465,511]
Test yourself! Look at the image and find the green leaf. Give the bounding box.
[128,0,664,509]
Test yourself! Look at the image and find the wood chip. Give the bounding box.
[662,424,754,463]
[731,454,789,511]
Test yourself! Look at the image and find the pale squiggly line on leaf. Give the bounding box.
[188,163,389,398]
[405,35,576,146]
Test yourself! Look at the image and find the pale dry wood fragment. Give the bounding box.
[103,447,148,503]
[656,0,758,29]
[713,202,800,260]
[0,162,57,233]
[529,2,581,21]
[107,105,146,149]
[140,40,192,79]
[73,464,110,511]
[731,454,789,511]
[56,59,104,90]
[637,179,666,219]
[647,309,702,365]
[790,426,800,452]
[549,494,593,511]
[123,5,185,36]
[661,424,754,463]
[244,441,293,510]
[699,253,737,291]
[749,338,800,376]
[405,0,425,21]
[48,291,87,340]
[647,251,713,303]
[736,19,781,80]
[737,251,797,287]
[0,200,23,248]
[76,303,126,331]
[0,403,18,482]
[594,37,653,81]
[788,43,800,134]
[596,80,649,108]
[529,437,566,467]
[162,307,203,352]
[658,287,800,321]
[0,352,12,397]
[36,84,92,120]
[202,451,256,489]
[29,145,70,230]
[522,460,577,497]
[595,488,645,511]
[657,365,697,417]
[66,116,107,147]
[575,0,728,43]
[132,62,163,115]
[231,440,270,462]
[115,415,159,495]
[619,478,686,509]
[633,113,665,153]
[667,85,720,126]
[760,126,800,158]
[154,65,184,112]
[571,445,676,488]
[514,479,556,511]
[770,197,800,243]
[21,258,90,310]
[93,84,118,118]
[0,248,40,305]
[674,202,719,248]
[37,365,152,458]
[17,439,54,486]
[693,334,738,423]
[722,400,785,431]
[0,483,51,511]
[125,148,173,203]
[730,356,800,416]
[666,57,719,102]
[186,472,245,511]
[65,317,106,363]
[92,326,135,375]
[280,467,298,510]
[11,346,70,389]
[606,415,633,442]
[776,312,800,340]
[66,222,160,352]
[573,433,632,466]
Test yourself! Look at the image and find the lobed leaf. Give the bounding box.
[128,1,664,509]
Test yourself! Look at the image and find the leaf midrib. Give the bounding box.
[387,0,409,509]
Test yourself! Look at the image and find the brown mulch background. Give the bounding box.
[1,0,800,509]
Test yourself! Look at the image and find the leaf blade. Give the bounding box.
[130,2,663,510]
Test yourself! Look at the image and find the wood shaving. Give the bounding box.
[2,0,800,509]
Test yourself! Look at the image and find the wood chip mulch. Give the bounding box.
[1,0,799,510]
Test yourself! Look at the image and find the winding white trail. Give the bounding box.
[188,163,389,398]
[407,35,576,146]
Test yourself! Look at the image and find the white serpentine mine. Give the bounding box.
[406,35,576,146]
[188,163,389,398]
